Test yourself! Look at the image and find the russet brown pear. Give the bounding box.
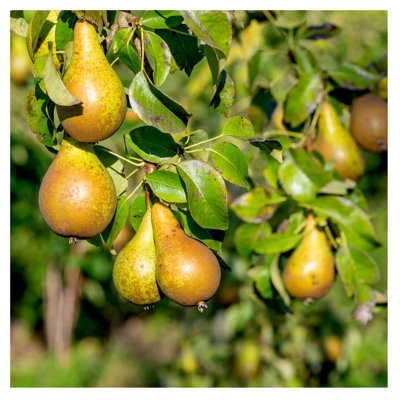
[57,20,126,142]
[39,137,117,238]
[315,101,364,182]
[283,214,335,300]
[350,93,387,153]
[151,203,221,310]
[113,208,161,305]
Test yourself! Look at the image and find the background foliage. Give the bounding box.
[10,10,387,387]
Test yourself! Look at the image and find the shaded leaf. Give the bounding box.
[274,10,307,29]
[10,10,29,37]
[183,130,209,162]
[301,23,341,40]
[249,138,283,163]
[126,126,178,163]
[270,255,291,307]
[173,209,224,252]
[156,25,203,76]
[177,160,228,230]
[26,10,52,60]
[329,62,380,90]
[119,43,141,74]
[73,10,104,31]
[210,70,235,117]
[111,27,132,54]
[210,142,248,188]
[147,170,186,203]
[44,44,81,106]
[142,10,183,29]
[284,73,323,127]
[129,71,190,134]
[249,254,276,299]
[129,192,146,231]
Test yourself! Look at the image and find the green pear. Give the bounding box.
[315,101,364,181]
[39,137,116,238]
[57,19,126,142]
[113,208,161,305]
[283,214,335,300]
[151,202,221,311]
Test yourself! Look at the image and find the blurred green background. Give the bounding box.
[10,10,387,387]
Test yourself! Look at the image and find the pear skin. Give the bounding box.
[315,101,365,182]
[57,20,127,142]
[113,209,161,305]
[283,214,335,299]
[39,137,117,238]
[152,203,221,310]
[350,93,387,153]
[10,34,32,85]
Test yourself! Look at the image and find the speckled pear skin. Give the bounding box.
[152,203,221,307]
[315,101,364,182]
[113,209,161,305]
[39,137,117,238]
[283,214,335,300]
[57,20,127,142]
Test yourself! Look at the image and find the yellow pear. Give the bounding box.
[39,137,116,238]
[57,19,127,142]
[350,93,387,153]
[315,101,365,182]
[151,203,221,311]
[283,214,335,300]
[10,34,32,85]
[113,208,161,305]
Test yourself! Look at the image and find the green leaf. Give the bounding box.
[177,160,228,230]
[25,81,53,146]
[119,43,141,74]
[142,10,183,29]
[249,254,275,299]
[301,196,379,250]
[143,30,171,86]
[10,10,29,37]
[269,255,291,307]
[274,11,307,29]
[291,45,319,75]
[222,116,255,139]
[93,146,128,196]
[336,235,380,305]
[55,11,77,51]
[180,10,232,58]
[173,209,224,252]
[146,170,186,203]
[249,138,283,163]
[253,233,301,254]
[33,55,47,78]
[279,148,332,201]
[204,45,226,86]
[110,28,132,55]
[156,25,203,76]
[126,126,178,163]
[284,73,323,127]
[231,187,286,223]
[210,70,235,117]
[44,44,81,106]
[329,62,380,90]
[346,188,368,211]
[319,179,356,195]
[182,130,209,162]
[210,142,248,188]
[129,192,146,231]
[234,223,272,259]
[129,71,190,134]
[102,195,130,247]
[73,10,105,32]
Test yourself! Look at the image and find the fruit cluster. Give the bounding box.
[36,18,221,311]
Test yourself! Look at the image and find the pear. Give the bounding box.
[112,223,134,253]
[57,19,127,142]
[151,203,221,311]
[283,214,335,300]
[350,93,387,153]
[113,208,161,305]
[39,137,117,238]
[315,101,365,182]
[10,34,32,85]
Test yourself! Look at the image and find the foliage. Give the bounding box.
[10,10,387,387]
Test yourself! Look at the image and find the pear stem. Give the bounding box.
[324,225,339,250]
[140,27,145,71]
[124,167,142,181]
[110,57,119,67]
[184,133,225,150]
[197,301,208,313]
[120,179,145,209]
[264,129,303,138]
[185,148,210,154]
